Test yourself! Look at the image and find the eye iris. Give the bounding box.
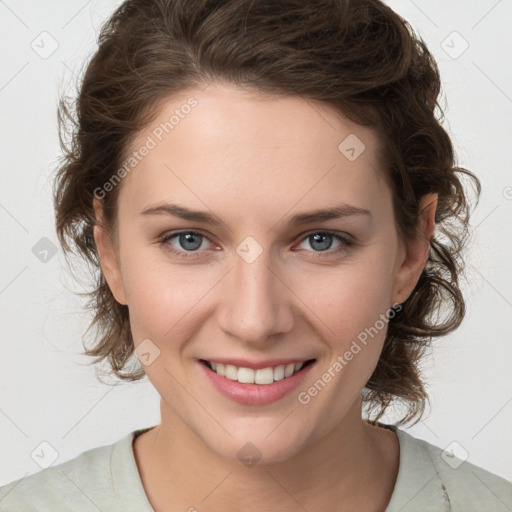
[180,233,202,251]
[310,233,332,251]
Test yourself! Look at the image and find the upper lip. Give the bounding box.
[200,358,315,370]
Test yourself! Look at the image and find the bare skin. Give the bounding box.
[132,407,399,511]
[94,81,436,511]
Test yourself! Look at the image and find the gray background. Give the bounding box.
[1,0,511,485]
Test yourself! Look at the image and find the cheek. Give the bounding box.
[116,238,204,343]
[123,264,214,346]
[294,249,396,339]
[291,246,398,390]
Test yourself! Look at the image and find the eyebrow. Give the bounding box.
[140,202,371,226]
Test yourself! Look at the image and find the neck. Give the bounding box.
[133,398,399,511]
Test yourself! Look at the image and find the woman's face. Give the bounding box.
[95,81,428,464]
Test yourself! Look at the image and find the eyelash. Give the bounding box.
[158,229,354,260]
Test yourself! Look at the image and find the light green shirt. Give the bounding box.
[1,426,511,511]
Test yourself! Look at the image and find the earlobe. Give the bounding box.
[391,193,438,305]
[92,198,128,306]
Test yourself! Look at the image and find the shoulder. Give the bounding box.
[386,428,512,512]
[0,429,154,512]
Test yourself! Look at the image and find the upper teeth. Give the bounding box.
[209,361,305,385]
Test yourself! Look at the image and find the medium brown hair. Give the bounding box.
[54,0,480,424]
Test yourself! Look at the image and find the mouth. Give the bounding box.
[199,359,316,385]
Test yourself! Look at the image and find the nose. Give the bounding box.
[216,246,294,347]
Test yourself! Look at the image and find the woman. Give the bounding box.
[1,0,511,510]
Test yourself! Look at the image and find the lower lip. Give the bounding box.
[199,361,315,405]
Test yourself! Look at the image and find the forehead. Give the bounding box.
[119,82,390,224]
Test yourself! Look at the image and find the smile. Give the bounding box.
[202,359,315,385]
[199,358,317,405]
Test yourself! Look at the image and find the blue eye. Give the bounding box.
[159,230,211,259]
[297,231,352,253]
[158,229,353,260]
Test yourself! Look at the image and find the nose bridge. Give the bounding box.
[218,241,293,343]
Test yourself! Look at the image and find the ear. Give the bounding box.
[92,198,128,305]
[391,193,438,305]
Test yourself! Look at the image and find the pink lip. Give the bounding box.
[198,360,315,405]
[201,358,312,370]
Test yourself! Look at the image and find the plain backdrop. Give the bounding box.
[1,0,511,486]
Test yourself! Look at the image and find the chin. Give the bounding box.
[196,419,314,467]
